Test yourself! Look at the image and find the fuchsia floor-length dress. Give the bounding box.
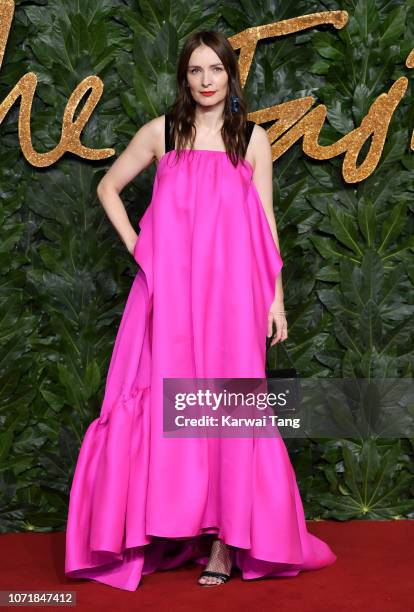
[64,115,337,591]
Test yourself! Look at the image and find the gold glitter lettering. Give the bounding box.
[228,11,348,88]
[0,0,114,167]
[245,78,407,183]
[406,48,414,151]
[0,2,412,181]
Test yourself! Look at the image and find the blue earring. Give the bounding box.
[230,95,240,113]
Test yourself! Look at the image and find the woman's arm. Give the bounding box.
[96,117,162,255]
[250,125,287,344]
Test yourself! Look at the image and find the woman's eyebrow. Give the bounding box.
[188,63,224,68]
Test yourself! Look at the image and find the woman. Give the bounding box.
[65,30,336,591]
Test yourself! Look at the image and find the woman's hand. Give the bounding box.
[267,301,288,346]
[126,233,139,257]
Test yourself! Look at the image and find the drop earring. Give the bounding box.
[230,95,239,113]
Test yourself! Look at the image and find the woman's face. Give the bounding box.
[186,44,229,109]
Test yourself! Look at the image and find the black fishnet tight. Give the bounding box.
[198,538,233,585]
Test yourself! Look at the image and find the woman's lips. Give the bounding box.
[200,91,216,96]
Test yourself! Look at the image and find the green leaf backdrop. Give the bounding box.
[1,0,413,532]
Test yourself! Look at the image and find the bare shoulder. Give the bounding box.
[145,114,165,145]
[249,123,272,171]
[251,123,272,163]
[129,114,165,164]
[251,123,269,144]
[96,115,167,194]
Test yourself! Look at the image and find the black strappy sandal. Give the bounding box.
[198,569,232,587]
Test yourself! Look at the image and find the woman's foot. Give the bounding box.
[198,538,233,586]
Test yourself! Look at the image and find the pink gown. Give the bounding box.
[65,122,337,591]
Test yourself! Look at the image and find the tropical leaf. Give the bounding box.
[0,0,413,531]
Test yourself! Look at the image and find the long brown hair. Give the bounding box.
[166,31,248,168]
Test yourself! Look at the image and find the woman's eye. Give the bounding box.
[190,67,223,74]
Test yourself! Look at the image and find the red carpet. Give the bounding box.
[0,521,411,611]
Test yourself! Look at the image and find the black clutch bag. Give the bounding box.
[265,336,301,411]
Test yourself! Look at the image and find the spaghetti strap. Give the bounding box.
[245,120,255,148]
[164,113,173,153]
